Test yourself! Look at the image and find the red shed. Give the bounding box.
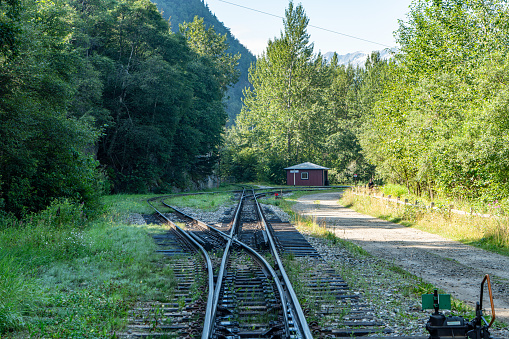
[285,162,329,186]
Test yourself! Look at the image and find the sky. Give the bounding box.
[204,0,413,57]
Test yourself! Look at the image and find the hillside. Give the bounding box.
[153,0,256,125]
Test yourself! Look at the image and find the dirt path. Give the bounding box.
[292,192,509,324]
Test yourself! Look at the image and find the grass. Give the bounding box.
[342,189,509,256]
[163,192,235,211]
[375,183,508,217]
[0,196,177,338]
[100,182,242,215]
[101,193,162,215]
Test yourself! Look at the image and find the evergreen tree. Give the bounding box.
[228,1,361,184]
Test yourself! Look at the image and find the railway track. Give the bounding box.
[137,190,394,338]
[117,198,215,338]
[133,189,497,339]
[166,190,310,338]
[123,254,207,338]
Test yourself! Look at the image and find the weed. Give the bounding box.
[412,280,436,295]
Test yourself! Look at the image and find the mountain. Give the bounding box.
[323,49,395,67]
[152,0,256,126]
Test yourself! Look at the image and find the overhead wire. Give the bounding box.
[215,0,391,48]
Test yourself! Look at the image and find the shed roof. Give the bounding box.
[284,162,329,170]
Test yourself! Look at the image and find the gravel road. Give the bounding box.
[292,192,509,325]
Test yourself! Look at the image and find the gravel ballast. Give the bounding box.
[131,192,509,338]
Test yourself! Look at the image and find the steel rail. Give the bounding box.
[253,189,314,339]
[205,189,244,338]
[166,192,291,338]
[147,198,215,339]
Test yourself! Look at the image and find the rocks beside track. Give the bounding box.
[261,203,291,222]
[302,233,429,337]
[165,205,236,225]
[128,200,509,338]
[125,213,146,225]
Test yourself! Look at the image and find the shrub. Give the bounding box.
[381,184,408,198]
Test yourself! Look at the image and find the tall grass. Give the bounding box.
[342,189,509,255]
[0,196,176,337]
[0,254,37,332]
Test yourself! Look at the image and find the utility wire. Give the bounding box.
[215,0,391,48]
[217,0,282,20]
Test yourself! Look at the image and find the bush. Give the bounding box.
[35,199,87,229]
[381,184,408,198]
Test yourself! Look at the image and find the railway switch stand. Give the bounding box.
[423,275,495,339]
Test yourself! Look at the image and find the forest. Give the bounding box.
[0,0,240,217]
[154,0,256,125]
[2,0,509,218]
[223,0,509,209]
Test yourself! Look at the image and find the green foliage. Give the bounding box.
[101,194,161,215]
[154,0,256,126]
[0,0,104,217]
[0,195,176,336]
[165,192,234,211]
[220,144,259,182]
[225,1,371,184]
[382,184,409,198]
[0,0,21,58]
[1,0,242,217]
[180,16,240,93]
[0,254,34,332]
[35,199,88,229]
[65,0,233,193]
[359,0,509,208]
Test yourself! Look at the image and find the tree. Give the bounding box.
[180,16,240,94]
[227,1,363,184]
[70,0,234,192]
[0,0,103,217]
[0,0,21,58]
[233,1,317,182]
[361,0,509,201]
[153,0,257,126]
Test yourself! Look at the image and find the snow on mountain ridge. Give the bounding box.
[323,50,394,67]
